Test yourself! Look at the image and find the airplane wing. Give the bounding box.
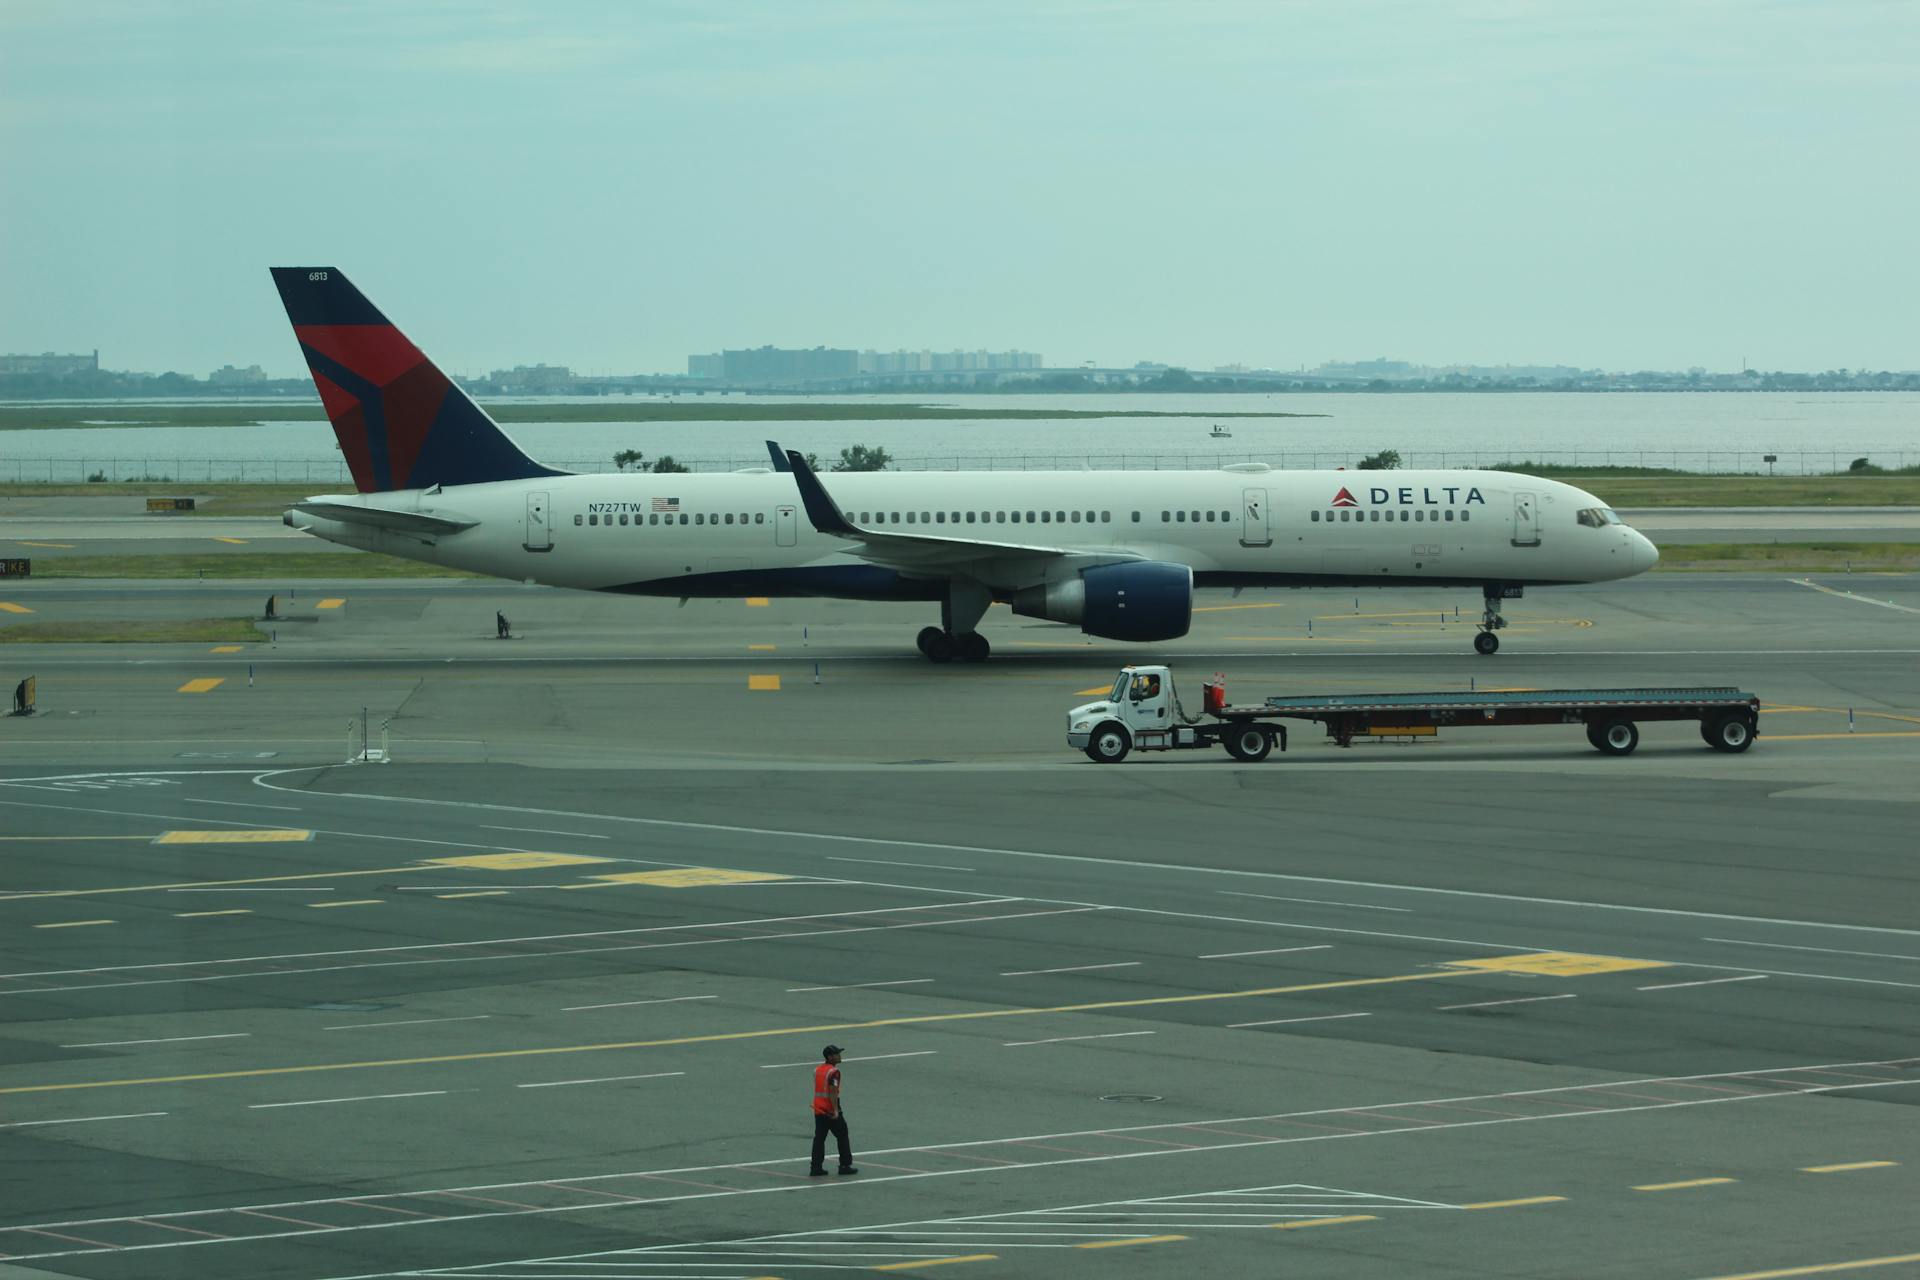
[774,442,1140,579]
[291,500,477,535]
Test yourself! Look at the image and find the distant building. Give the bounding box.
[688,347,1040,382]
[487,363,575,392]
[723,346,858,382]
[209,363,269,385]
[686,353,724,378]
[0,349,98,376]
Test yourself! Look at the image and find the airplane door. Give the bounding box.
[1240,488,1272,547]
[775,505,797,547]
[1511,491,1540,547]
[523,491,552,552]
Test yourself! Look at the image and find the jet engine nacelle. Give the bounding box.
[1009,561,1193,643]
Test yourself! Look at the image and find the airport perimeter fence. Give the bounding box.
[4,450,1916,484]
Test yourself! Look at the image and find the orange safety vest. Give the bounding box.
[812,1062,839,1116]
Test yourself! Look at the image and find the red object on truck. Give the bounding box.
[1202,674,1226,715]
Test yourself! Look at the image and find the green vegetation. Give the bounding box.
[1651,542,1920,573]
[832,444,892,472]
[649,455,691,474]
[1356,449,1402,471]
[0,617,267,643]
[33,552,483,579]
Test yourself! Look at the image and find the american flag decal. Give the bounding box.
[652,497,680,512]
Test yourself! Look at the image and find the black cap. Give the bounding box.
[823,1044,843,1057]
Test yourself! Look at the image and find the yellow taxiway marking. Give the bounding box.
[1193,602,1289,613]
[177,678,224,693]
[1077,1234,1188,1248]
[1791,577,1920,616]
[175,909,252,918]
[1449,951,1664,977]
[315,597,346,609]
[1461,1196,1566,1210]
[1269,1215,1376,1229]
[1227,636,1382,644]
[873,1257,997,1272]
[0,601,34,613]
[592,867,791,888]
[1700,1252,1920,1280]
[430,852,608,871]
[436,891,510,899]
[748,643,776,651]
[155,830,312,845]
[0,965,1498,1096]
[744,597,770,607]
[1803,1161,1897,1173]
[212,536,248,545]
[1073,686,1112,696]
[1635,1177,1735,1191]
[210,644,244,653]
[310,899,383,909]
[748,674,781,690]
[0,864,424,902]
[34,919,115,929]
[17,541,73,549]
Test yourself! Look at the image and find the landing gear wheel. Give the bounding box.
[1592,718,1639,756]
[957,632,990,663]
[915,626,942,657]
[1225,725,1272,763]
[1474,631,1500,655]
[1702,713,1754,753]
[1086,723,1131,764]
[923,630,955,664]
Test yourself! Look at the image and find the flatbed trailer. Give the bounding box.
[1066,665,1760,763]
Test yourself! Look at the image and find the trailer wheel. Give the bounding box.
[1702,713,1754,753]
[1086,722,1131,764]
[1585,722,1606,750]
[1592,718,1639,755]
[1225,724,1272,762]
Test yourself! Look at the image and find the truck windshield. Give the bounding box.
[1110,673,1131,703]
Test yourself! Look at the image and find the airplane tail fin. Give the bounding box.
[270,268,564,493]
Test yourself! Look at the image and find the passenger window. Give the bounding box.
[952,512,961,523]
[966,512,976,523]
[588,513,598,526]
[996,511,1006,523]
[1040,511,1050,523]
[1070,511,1081,523]
[1222,510,1230,522]
[1414,510,1423,522]
[1399,510,1409,522]
[723,514,733,525]
[1204,510,1214,523]
[906,512,916,524]
[1444,510,1454,522]
[1027,510,1037,522]
[574,514,583,526]
[1462,511,1470,522]
[1311,510,1320,522]
[1176,511,1186,522]
[1056,511,1065,523]
[921,512,930,523]
[1131,511,1140,522]
[755,513,764,524]
[619,514,629,525]
[1161,510,1170,522]
[679,514,688,525]
[1101,511,1110,522]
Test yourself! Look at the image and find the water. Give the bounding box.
[2,392,1914,482]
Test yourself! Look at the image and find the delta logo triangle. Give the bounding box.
[1331,487,1359,507]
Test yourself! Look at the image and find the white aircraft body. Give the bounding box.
[272,268,1659,662]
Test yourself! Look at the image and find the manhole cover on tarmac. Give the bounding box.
[1100,1094,1163,1103]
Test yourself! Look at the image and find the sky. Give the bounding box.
[1,1,1915,378]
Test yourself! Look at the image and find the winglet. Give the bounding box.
[765,440,792,473]
[784,448,859,536]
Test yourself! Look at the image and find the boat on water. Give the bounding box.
[1209,424,1231,439]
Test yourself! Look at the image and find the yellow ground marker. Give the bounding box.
[310,899,383,909]
[175,909,251,918]
[1700,1251,1920,1280]
[749,643,776,651]
[1074,686,1112,696]
[874,1257,996,1272]
[315,598,346,609]
[1269,1215,1377,1229]
[1635,1177,1735,1191]
[0,602,34,613]
[17,541,73,549]
[745,597,770,607]
[34,919,114,929]
[209,644,243,653]
[1448,952,1665,977]
[155,830,312,845]
[592,868,791,888]
[1803,1161,1897,1173]
[436,891,510,899]
[748,674,780,690]
[177,678,224,693]
[213,536,248,545]
[1077,1234,1188,1248]
[430,852,609,870]
[1461,1196,1566,1210]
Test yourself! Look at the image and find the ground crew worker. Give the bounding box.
[808,1044,857,1176]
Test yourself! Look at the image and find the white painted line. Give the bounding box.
[829,856,975,872]
[0,1112,169,1129]
[180,799,302,812]
[517,1072,686,1090]
[166,888,319,893]
[250,1091,448,1110]
[1221,890,1411,914]
[61,1033,249,1048]
[563,995,719,1012]
[478,824,611,840]
[761,1051,939,1069]
[1790,577,1920,614]
[1004,1031,1155,1047]
[322,1015,492,1031]
[786,979,934,993]
[1228,1012,1371,1029]
[1200,945,1335,960]
[1638,975,1768,991]
[1438,994,1577,1011]
[1001,962,1140,977]
[1704,937,1920,963]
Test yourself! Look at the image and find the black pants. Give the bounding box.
[811,1111,852,1171]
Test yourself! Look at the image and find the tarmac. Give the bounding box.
[0,567,1917,1280]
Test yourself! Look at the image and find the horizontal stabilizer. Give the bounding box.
[292,500,477,535]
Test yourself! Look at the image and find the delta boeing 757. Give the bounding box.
[271,268,1658,662]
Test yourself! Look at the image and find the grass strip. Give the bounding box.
[1651,542,1920,572]
[0,617,266,644]
[30,552,483,579]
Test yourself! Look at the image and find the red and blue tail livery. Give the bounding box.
[270,268,562,494]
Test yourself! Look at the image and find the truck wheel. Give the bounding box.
[1227,725,1272,762]
[1702,713,1754,753]
[1086,723,1131,764]
[1585,722,1606,749]
[1592,718,1639,755]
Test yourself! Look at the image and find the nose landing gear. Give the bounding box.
[1476,584,1521,655]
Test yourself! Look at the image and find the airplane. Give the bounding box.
[270,267,1659,662]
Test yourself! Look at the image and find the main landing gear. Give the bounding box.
[916,579,993,664]
[1475,584,1521,655]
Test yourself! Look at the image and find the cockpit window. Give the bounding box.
[1576,507,1624,528]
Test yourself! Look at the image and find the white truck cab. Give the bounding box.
[1066,664,1244,762]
